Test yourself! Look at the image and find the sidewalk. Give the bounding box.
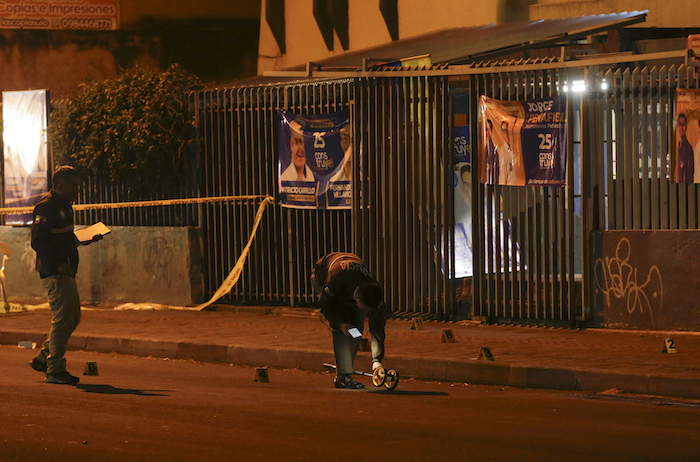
[2,302,700,400]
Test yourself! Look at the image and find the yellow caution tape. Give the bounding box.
[3,194,275,312]
[190,195,274,311]
[0,195,271,215]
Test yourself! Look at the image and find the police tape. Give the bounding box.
[0,194,272,215]
[4,194,275,311]
[189,195,274,311]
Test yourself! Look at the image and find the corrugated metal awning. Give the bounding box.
[224,10,648,87]
[285,10,647,70]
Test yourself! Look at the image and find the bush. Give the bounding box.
[48,65,202,186]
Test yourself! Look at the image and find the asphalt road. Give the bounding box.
[1,346,699,462]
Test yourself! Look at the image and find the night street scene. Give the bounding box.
[1,1,700,461]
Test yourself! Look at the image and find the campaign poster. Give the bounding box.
[673,88,700,183]
[278,109,351,209]
[3,89,50,225]
[479,95,568,186]
[689,35,700,80]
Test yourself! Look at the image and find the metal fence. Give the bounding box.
[589,65,699,232]
[190,76,453,316]
[352,76,453,320]
[456,68,584,325]
[74,59,698,323]
[191,81,354,306]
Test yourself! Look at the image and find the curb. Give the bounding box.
[3,330,700,400]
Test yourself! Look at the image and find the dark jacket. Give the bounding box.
[31,190,79,278]
[313,252,385,329]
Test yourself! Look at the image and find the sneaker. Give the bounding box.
[334,374,365,389]
[45,371,80,385]
[29,358,47,373]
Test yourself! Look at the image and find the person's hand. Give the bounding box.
[372,361,383,371]
[91,234,104,243]
[339,323,351,337]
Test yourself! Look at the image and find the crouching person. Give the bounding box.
[311,252,387,389]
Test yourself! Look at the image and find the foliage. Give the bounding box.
[48,65,202,186]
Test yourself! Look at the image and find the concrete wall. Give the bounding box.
[0,225,202,307]
[591,230,700,331]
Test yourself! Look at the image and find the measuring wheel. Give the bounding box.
[384,369,399,390]
[371,366,386,387]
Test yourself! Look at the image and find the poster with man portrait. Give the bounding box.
[478,95,568,186]
[278,109,351,209]
[673,88,700,183]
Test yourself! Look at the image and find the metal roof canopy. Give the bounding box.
[226,10,693,87]
[282,10,647,70]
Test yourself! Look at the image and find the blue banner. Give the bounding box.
[278,110,351,209]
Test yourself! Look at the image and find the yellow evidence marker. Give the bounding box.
[83,361,99,376]
[440,328,456,343]
[254,367,270,382]
[662,338,677,354]
[478,347,495,361]
[410,318,425,330]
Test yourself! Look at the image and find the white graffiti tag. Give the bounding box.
[594,237,663,323]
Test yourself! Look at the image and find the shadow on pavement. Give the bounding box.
[367,389,448,396]
[76,384,169,396]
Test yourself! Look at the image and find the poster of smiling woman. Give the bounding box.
[479,95,568,186]
[278,110,351,209]
[673,89,700,183]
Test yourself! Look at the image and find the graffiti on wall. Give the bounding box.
[143,237,174,287]
[22,240,36,274]
[594,237,663,324]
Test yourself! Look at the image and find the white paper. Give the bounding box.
[74,222,111,243]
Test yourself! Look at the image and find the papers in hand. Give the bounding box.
[74,222,111,243]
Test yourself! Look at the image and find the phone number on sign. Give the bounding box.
[60,17,113,30]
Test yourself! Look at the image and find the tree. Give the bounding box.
[48,65,202,188]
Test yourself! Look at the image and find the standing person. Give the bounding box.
[29,166,101,384]
[311,252,387,389]
[676,113,694,183]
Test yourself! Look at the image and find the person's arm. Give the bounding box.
[30,204,54,257]
[31,205,69,264]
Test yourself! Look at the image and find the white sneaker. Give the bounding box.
[372,361,383,371]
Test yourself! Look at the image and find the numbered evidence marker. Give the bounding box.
[254,367,270,382]
[478,347,495,361]
[410,317,425,330]
[83,361,99,376]
[440,328,456,343]
[662,338,677,354]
